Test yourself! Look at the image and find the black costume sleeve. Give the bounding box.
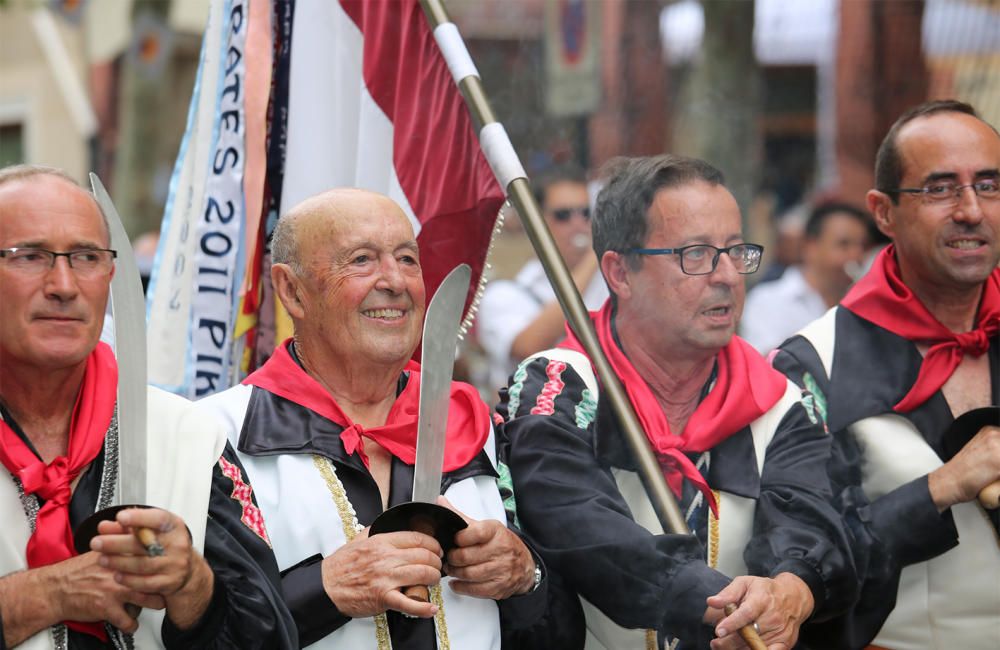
[773,339,958,649]
[279,554,351,646]
[497,357,729,644]
[741,397,857,621]
[161,442,298,649]
[495,499,585,650]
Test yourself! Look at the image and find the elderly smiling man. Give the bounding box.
[196,188,558,649]
[0,165,295,649]
[496,155,856,650]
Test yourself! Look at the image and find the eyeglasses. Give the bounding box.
[889,179,1000,205]
[549,206,591,222]
[627,243,764,276]
[0,247,117,278]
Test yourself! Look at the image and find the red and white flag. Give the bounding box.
[282,0,505,316]
[148,0,506,397]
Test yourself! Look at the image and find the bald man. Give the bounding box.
[195,189,569,649]
[0,165,296,649]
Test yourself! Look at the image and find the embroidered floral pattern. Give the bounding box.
[801,372,829,432]
[506,360,530,417]
[531,360,567,415]
[575,387,598,429]
[496,461,521,529]
[218,456,271,546]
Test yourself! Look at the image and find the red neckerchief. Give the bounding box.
[842,245,1000,413]
[559,302,787,515]
[244,340,490,470]
[0,342,116,641]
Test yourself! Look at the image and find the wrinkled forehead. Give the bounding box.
[896,112,1000,183]
[0,175,108,246]
[646,181,742,243]
[300,192,416,257]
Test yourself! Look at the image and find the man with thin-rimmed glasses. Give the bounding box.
[0,165,296,649]
[496,154,855,649]
[774,100,1000,649]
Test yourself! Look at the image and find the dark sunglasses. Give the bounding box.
[550,206,591,222]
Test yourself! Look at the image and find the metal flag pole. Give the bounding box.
[420,0,685,540]
[419,2,766,648]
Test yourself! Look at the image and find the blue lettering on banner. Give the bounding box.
[205,197,235,224]
[191,0,248,398]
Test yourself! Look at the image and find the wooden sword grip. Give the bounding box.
[403,584,431,603]
[724,604,768,650]
[979,480,1000,510]
[402,517,436,603]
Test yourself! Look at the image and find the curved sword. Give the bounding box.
[90,173,147,509]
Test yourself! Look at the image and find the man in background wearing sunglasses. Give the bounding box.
[477,166,608,393]
[496,155,854,649]
[774,101,1000,649]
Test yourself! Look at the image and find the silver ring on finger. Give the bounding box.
[752,622,762,635]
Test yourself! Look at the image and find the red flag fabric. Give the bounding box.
[279,0,504,337]
[149,0,505,396]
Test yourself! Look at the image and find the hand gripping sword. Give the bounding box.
[369,264,472,603]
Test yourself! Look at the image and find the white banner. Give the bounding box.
[147,0,248,398]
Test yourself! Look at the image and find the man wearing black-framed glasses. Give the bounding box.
[496,154,853,649]
[774,99,1000,649]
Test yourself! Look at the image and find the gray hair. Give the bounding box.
[0,163,80,188]
[269,213,300,273]
[592,154,726,270]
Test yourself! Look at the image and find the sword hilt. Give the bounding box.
[401,515,436,603]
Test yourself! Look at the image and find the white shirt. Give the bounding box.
[740,266,828,354]
[476,259,608,392]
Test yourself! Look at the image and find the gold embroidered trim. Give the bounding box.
[312,455,391,650]
[430,584,451,650]
[708,489,721,569]
[373,613,391,650]
[645,627,658,649]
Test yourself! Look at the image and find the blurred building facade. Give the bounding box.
[1,0,998,237]
[0,0,208,235]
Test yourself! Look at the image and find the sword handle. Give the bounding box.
[403,585,431,603]
[979,480,1000,510]
[402,516,437,603]
[724,604,768,650]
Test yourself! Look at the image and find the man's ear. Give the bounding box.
[271,263,306,320]
[601,250,632,301]
[866,189,895,240]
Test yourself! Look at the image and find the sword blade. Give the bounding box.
[411,264,471,504]
[91,173,147,506]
